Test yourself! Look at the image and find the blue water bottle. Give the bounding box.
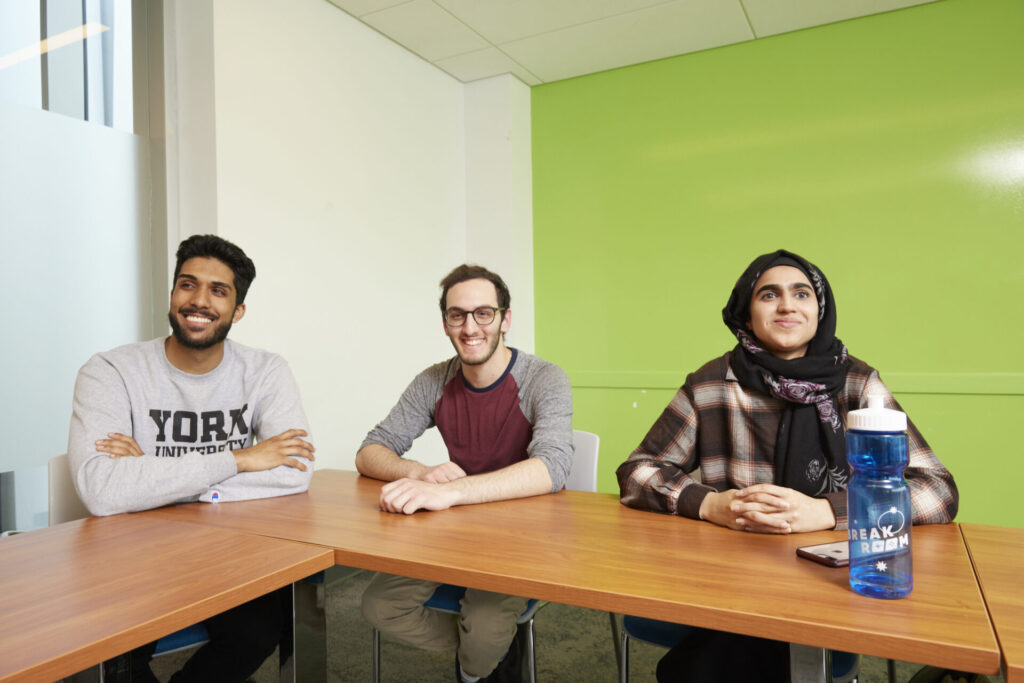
[846,393,912,599]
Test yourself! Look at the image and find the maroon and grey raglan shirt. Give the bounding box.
[361,349,574,491]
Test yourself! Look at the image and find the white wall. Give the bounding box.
[209,0,464,470]
[162,0,218,251]
[464,75,535,353]
[160,0,535,473]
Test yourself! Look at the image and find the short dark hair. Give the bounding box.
[439,264,511,314]
[173,234,256,305]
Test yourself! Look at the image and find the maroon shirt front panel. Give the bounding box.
[433,358,533,476]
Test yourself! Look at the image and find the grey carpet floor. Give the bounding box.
[151,567,1004,682]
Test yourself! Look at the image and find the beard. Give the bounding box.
[452,331,502,367]
[168,309,234,350]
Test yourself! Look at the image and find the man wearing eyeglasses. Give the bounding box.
[357,264,573,683]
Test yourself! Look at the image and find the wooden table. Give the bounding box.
[144,469,1000,676]
[0,514,333,683]
[962,524,1024,683]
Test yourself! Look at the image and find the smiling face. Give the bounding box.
[442,278,510,370]
[167,257,245,350]
[746,265,819,360]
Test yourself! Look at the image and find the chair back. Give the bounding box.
[566,430,600,493]
[48,454,91,525]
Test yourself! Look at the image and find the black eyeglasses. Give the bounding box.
[444,306,505,327]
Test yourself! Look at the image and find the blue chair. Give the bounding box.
[150,623,211,657]
[371,430,601,683]
[618,614,860,683]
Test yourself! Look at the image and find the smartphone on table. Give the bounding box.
[796,540,849,568]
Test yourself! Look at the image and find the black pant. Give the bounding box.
[127,587,289,683]
[656,627,790,683]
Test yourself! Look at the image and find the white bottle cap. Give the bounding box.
[847,393,906,432]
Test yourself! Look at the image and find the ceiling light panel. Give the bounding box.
[435,0,677,45]
[434,47,541,85]
[500,0,753,83]
[740,0,939,38]
[325,0,411,18]
[361,0,489,61]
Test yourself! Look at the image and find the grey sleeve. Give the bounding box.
[67,356,237,516]
[197,357,314,503]
[520,362,574,492]
[360,363,448,456]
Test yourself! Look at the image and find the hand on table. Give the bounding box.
[379,478,460,514]
[700,484,836,534]
[234,429,315,472]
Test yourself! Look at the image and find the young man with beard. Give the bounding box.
[357,264,573,683]
[67,234,315,682]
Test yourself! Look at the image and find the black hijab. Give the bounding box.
[722,250,850,496]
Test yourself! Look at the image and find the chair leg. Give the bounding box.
[887,659,897,683]
[372,628,381,683]
[789,643,828,683]
[99,654,135,683]
[280,579,327,683]
[609,613,622,674]
[619,626,630,683]
[68,666,102,683]
[523,619,537,683]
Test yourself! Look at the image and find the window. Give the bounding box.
[0,0,135,132]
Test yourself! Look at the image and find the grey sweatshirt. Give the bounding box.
[67,338,313,516]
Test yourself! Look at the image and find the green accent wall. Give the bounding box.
[531,0,1024,527]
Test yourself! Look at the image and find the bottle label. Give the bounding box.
[849,506,909,555]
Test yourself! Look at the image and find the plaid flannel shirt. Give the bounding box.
[616,353,958,529]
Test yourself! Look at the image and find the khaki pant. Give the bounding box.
[361,572,528,678]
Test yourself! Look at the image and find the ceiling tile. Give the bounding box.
[500,0,753,83]
[741,0,939,38]
[434,47,541,85]
[325,0,411,19]
[361,0,490,62]
[434,0,673,45]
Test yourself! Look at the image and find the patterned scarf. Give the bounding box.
[722,250,850,497]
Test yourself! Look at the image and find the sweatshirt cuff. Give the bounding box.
[202,450,239,487]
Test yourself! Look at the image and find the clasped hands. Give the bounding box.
[95,429,315,472]
[698,484,836,534]
[378,461,467,515]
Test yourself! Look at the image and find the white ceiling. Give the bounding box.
[325,0,937,85]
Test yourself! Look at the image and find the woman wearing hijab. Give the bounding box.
[616,249,958,681]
